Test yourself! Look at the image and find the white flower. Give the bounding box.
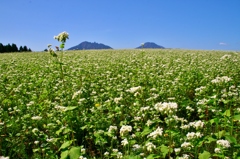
[78,156,87,159]
[154,102,178,115]
[117,152,123,159]
[181,142,193,150]
[121,138,128,146]
[72,90,82,99]
[31,116,42,120]
[211,76,232,83]
[216,139,231,148]
[189,120,204,129]
[186,106,194,112]
[146,120,153,127]
[0,156,9,159]
[34,141,39,144]
[214,148,221,153]
[120,125,132,136]
[112,149,118,153]
[81,148,86,154]
[180,124,190,130]
[174,148,181,153]
[114,97,122,104]
[147,127,163,139]
[126,86,141,93]
[186,132,203,140]
[132,144,141,150]
[145,142,156,152]
[104,152,109,156]
[54,31,69,43]
[108,125,118,133]
[178,154,190,159]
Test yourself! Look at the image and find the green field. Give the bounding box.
[0,49,240,159]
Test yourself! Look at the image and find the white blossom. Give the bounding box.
[31,116,42,120]
[126,86,141,93]
[147,127,163,139]
[154,102,178,115]
[216,139,231,148]
[121,138,128,146]
[120,125,132,136]
[214,148,221,153]
[145,142,156,152]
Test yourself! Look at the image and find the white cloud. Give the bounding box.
[219,42,227,46]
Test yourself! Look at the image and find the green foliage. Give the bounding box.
[0,49,240,159]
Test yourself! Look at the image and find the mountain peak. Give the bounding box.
[68,41,112,50]
[136,42,164,49]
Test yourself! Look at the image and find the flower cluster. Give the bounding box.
[216,139,231,148]
[54,31,69,43]
[154,102,178,115]
[126,86,141,93]
[120,125,132,136]
[147,127,163,139]
[186,132,203,140]
[211,76,232,83]
[145,142,156,152]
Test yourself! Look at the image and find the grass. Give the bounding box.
[0,49,240,159]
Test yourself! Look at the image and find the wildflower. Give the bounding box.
[132,144,141,150]
[104,152,109,156]
[214,148,221,153]
[108,126,118,133]
[0,156,9,159]
[145,142,156,152]
[178,154,190,159]
[112,149,118,153]
[114,97,122,104]
[216,139,231,148]
[81,148,86,154]
[126,86,141,93]
[72,90,82,99]
[189,120,204,129]
[146,120,153,127]
[120,125,132,136]
[147,127,163,139]
[117,152,123,158]
[31,116,42,120]
[121,138,128,146]
[95,103,100,107]
[211,76,232,83]
[54,31,69,43]
[174,148,181,153]
[34,141,39,144]
[154,102,178,115]
[186,132,203,140]
[186,106,194,112]
[220,54,231,60]
[181,142,193,150]
[78,156,87,159]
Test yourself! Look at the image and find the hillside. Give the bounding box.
[136,42,164,49]
[68,41,112,50]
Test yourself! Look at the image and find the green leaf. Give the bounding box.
[225,135,237,144]
[61,150,69,159]
[146,154,160,159]
[126,155,140,159]
[65,106,78,112]
[224,109,231,116]
[141,127,152,137]
[233,114,240,120]
[69,147,81,159]
[160,144,169,158]
[199,151,211,159]
[59,141,72,150]
[60,43,65,49]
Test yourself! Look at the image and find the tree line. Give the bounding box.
[0,43,32,53]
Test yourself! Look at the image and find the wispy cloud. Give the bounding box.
[219,42,227,46]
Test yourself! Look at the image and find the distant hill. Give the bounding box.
[136,42,165,49]
[68,41,112,50]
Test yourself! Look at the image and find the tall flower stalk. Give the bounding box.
[48,31,69,81]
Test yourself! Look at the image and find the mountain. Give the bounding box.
[68,41,112,50]
[136,42,165,49]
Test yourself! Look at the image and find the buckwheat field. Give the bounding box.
[0,49,240,159]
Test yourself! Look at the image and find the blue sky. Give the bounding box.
[0,0,240,51]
